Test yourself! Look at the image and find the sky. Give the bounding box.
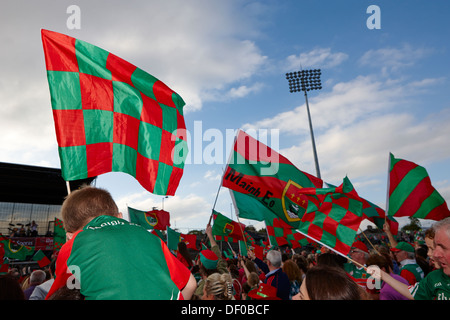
[1,0,450,234]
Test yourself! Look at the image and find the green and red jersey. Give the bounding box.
[46,215,191,300]
[411,269,450,300]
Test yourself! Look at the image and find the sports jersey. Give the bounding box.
[399,259,424,285]
[411,269,450,300]
[46,215,191,300]
[344,262,369,288]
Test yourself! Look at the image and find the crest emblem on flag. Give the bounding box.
[282,180,308,222]
[223,222,235,235]
[144,212,159,228]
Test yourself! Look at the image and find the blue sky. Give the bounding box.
[1,0,449,233]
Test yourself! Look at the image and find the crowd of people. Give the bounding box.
[0,185,449,300]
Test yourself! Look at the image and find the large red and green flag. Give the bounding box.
[387,153,449,220]
[128,207,170,230]
[222,130,323,229]
[212,210,246,242]
[325,182,399,235]
[297,177,364,256]
[53,217,66,251]
[41,29,188,196]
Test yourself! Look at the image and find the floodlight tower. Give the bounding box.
[285,69,322,179]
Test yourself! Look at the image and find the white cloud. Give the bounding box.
[204,170,222,181]
[285,48,348,70]
[358,44,432,74]
[226,83,265,99]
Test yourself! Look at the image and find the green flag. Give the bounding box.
[166,227,181,251]
[41,29,188,196]
[388,153,449,220]
[212,210,246,242]
[222,130,323,228]
[128,207,171,230]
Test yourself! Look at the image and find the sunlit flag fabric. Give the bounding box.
[388,153,449,220]
[222,130,323,229]
[297,177,364,256]
[128,207,170,230]
[212,210,246,242]
[41,29,188,196]
[230,190,311,248]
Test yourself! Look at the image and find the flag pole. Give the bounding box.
[384,152,392,223]
[295,229,367,270]
[66,181,71,195]
[207,129,239,225]
[208,171,224,225]
[235,213,250,255]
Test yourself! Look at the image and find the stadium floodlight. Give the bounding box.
[285,69,322,179]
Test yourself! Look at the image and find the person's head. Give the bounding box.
[316,252,345,269]
[390,242,415,263]
[366,254,392,273]
[266,250,282,270]
[349,241,369,265]
[294,265,363,300]
[432,217,450,275]
[0,275,25,300]
[29,269,46,286]
[177,241,192,267]
[61,185,120,234]
[202,273,235,300]
[425,227,441,269]
[246,272,260,288]
[198,249,219,277]
[282,259,303,282]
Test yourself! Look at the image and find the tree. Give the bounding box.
[401,217,422,233]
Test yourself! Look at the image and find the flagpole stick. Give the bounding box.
[358,228,381,256]
[66,181,71,195]
[384,152,391,224]
[235,213,250,255]
[295,230,367,270]
[207,166,226,226]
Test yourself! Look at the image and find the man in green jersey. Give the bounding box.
[46,186,196,300]
[369,217,450,300]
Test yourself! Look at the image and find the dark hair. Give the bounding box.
[0,275,25,300]
[305,265,363,300]
[367,253,392,272]
[316,252,345,269]
[178,241,193,268]
[47,286,85,300]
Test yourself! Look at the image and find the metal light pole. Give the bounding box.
[285,69,322,179]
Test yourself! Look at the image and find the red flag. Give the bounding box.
[180,233,197,250]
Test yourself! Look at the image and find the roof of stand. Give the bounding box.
[0,162,96,205]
